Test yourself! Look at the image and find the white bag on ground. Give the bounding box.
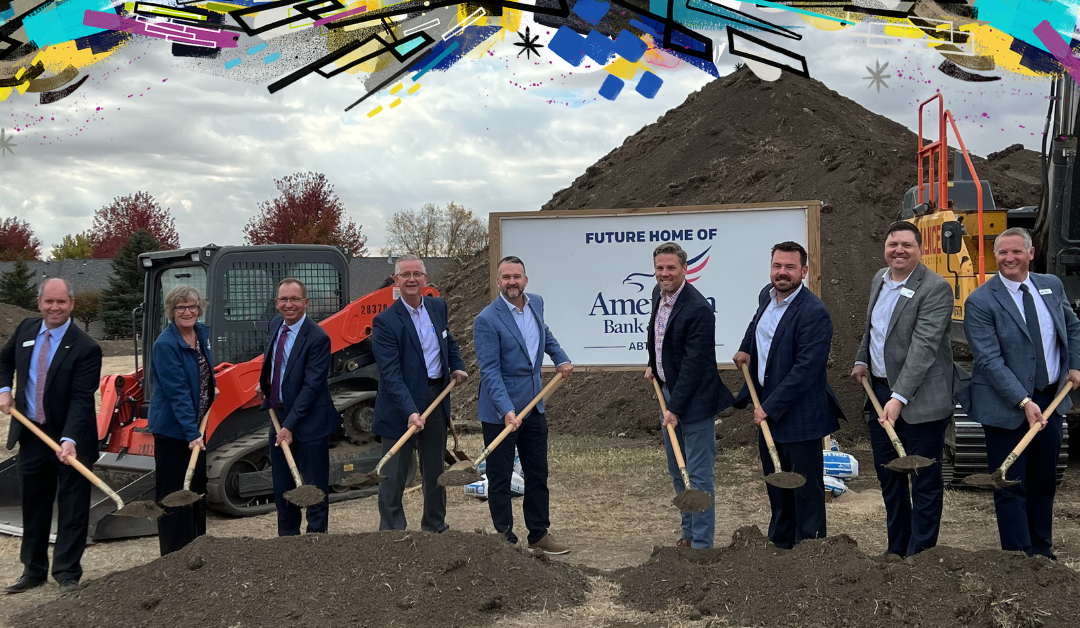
[463,471,525,499]
[823,451,859,479]
[824,475,847,498]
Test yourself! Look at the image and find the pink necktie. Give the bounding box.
[34,332,50,424]
[270,325,290,406]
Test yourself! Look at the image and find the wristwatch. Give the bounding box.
[1019,397,1032,409]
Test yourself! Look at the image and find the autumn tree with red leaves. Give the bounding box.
[0,217,42,261]
[244,172,367,256]
[89,191,180,258]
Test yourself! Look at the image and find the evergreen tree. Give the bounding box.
[101,230,161,336]
[0,260,38,310]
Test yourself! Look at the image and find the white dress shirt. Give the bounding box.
[857,270,912,405]
[999,274,1061,385]
[401,298,443,379]
[755,284,802,384]
[500,293,569,368]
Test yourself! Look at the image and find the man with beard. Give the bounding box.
[733,242,842,549]
[852,221,955,558]
[473,256,574,554]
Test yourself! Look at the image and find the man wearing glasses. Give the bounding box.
[372,255,468,532]
[259,278,338,535]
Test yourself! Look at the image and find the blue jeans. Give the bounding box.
[661,385,716,548]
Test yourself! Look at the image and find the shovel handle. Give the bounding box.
[268,408,305,489]
[860,377,909,458]
[651,378,694,487]
[182,410,212,492]
[998,382,1074,475]
[9,408,125,511]
[376,380,459,474]
[739,364,784,472]
[473,372,565,468]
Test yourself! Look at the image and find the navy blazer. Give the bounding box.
[646,282,735,424]
[371,297,466,439]
[148,322,216,443]
[733,285,843,443]
[474,293,570,424]
[965,273,1080,429]
[259,315,339,442]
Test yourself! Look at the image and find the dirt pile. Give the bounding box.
[0,303,34,345]
[11,531,589,628]
[443,67,1042,444]
[617,526,1080,628]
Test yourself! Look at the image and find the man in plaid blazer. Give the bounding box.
[734,241,842,549]
[852,221,955,558]
[646,242,735,550]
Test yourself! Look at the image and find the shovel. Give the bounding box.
[340,380,457,488]
[160,410,211,508]
[268,408,327,508]
[9,409,163,519]
[444,413,470,466]
[651,378,714,512]
[438,372,565,487]
[739,364,807,489]
[963,382,1073,489]
[860,378,936,473]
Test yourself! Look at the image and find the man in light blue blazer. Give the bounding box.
[474,255,573,555]
[965,227,1080,559]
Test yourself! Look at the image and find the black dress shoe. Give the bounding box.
[4,575,46,594]
[59,579,80,595]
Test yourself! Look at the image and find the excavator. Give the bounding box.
[899,79,1076,486]
[0,244,428,540]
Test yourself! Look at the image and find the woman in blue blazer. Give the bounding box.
[148,286,215,556]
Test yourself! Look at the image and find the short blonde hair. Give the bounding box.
[165,285,208,323]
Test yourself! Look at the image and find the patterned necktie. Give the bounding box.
[270,325,290,406]
[1020,284,1050,390]
[34,332,50,424]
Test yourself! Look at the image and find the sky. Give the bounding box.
[0,8,1058,256]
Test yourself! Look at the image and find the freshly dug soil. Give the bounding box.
[0,303,34,345]
[11,531,589,628]
[617,526,1080,628]
[283,484,326,507]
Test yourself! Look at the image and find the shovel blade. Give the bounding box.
[437,467,482,487]
[883,455,937,474]
[113,500,165,519]
[763,471,806,490]
[962,470,1018,490]
[284,485,327,508]
[160,490,201,508]
[340,471,387,488]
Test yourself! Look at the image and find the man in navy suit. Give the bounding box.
[965,227,1080,558]
[645,242,735,550]
[474,256,573,554]
[372,255,468,532]
[733,242,842,550]
[259,278,339,536]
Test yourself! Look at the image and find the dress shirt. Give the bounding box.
[999,274,1061,385]
[401,298,443,379]
[499,293,568,368]
[755,284,802,384]
[271,314,307,385]
[0,319,74,443]
[857,270,911,405]
[654,280,686,383]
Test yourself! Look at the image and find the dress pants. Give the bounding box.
[482,411,549,545]
[983,388,1062,558]
[153,435,207,556]
[17,434,91,583]
[757,433,826,549]
[660,384,716,549]
[869,378,947,557]
[270,434,330,535]
[378,382,449,533]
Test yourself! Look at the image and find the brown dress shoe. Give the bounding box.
[676,539,692,548]
[528,533,570,555]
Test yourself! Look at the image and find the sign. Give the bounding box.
[489,202,821,369]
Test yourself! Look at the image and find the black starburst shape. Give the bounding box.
[514,26,544,60]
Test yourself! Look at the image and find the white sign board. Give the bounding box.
[490,202,820,369]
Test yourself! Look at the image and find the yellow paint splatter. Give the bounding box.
[390,82,403,94]
[367,105,383,117]
[389,97,402,108]
[407,83,421,94]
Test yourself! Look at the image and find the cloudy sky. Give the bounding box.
[0,8,1055,255]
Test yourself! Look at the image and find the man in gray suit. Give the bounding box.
[965,227,1080,559]
[852,221,954,557]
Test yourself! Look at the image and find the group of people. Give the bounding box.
[0,220,1075,596]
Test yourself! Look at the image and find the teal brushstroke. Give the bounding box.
[224,57,242,69]
[248,42,268,55]
[395,37,424,56]
[263,52,281,64]
[23,0,114,47]
[975,0,1078,53]
[411,41,460,81]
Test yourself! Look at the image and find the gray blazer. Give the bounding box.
[964,273,1080,429]
[855,264,955,424]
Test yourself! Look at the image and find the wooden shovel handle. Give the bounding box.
[473,372,565,468]
[860,377,909,458]
[739,364,784,472]
[375,380,459,474]
[651,378,690,472]
[267,408,305,488]
[182,410,211,492]
[10,408,125,511]
[999,381,1074,475]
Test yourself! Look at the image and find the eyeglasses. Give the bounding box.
[174,305,200,313]
[276,297,305,304]
[396,272,426,279]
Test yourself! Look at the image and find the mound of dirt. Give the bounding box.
[617,526,1080,628]
[442,67,1042,444]
[0,303,34,345]
[11,531,588,628]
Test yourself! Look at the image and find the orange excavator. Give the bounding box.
[0,244,429,540]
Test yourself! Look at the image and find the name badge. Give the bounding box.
[899,288,915,298]
[21,340,34,348]
[442,329,448,339]
[1039,288,1053,296]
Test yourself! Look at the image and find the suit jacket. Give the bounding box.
[371,297,466,439]
[733,285,843,443]
[965,272,1080,429]
[259,315,339,442]
[855,264,955,424]
[0,317,102,463]
[646,282,735,424]
[148,321,217,443]
[474,293,569,424]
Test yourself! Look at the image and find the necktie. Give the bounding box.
[34,332,50,424]
[1020,284,1050,390]
[270,325,290,406]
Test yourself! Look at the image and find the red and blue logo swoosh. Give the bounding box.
[622,247,711,293]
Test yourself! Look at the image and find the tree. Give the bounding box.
[72,290,102,332]
[0,260,38,310]
[383,202,488,258]
[51,231,95,260]
[90,191,180,259]
[0,217,42,261]
[101,230,161,336]
[244,172,368,256]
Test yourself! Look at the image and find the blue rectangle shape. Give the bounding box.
[548,25,586,66]
[583,29,614,64]
[248,42,268,55]
[412,40,460,80]
[22,0,113,47]
[598,73,624,100]
[224,57,242,69]
[263,52,281,64]
[635,70,662,98]
[614,29,647,63]
[395,36,424,56]
[572,0,609,25]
